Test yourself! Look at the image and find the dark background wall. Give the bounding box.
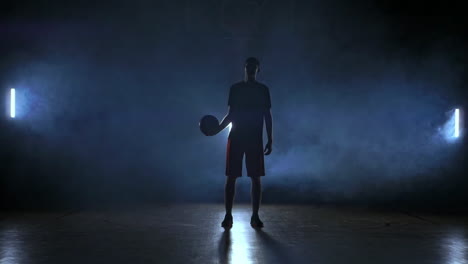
[1,0,467,209]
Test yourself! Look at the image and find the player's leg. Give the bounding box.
[225,138,243,216]
[224,176,237,216]
[250,176,262,217]
[249,176,264,228]
[222,176,238,228]
[245,144,265,228]
[223,138,243,228]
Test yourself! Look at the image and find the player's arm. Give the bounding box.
[216,107,232,134]
[215,85,234,134]
[263,85,273,155]
[264,109,273,143]
[263,109,273,155]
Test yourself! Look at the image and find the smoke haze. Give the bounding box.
[1,0,466,208]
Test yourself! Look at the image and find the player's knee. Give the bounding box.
[226,176,238,184]
[250,176,261,184]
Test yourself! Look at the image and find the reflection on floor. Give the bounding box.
[1,203,468,263]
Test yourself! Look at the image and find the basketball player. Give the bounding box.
[215,57,273,228]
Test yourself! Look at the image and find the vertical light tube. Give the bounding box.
[454,108,459,138]
[10,88,15,118]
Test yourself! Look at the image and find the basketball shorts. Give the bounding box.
[225,138,265,177]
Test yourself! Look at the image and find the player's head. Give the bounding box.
[245,57,260,77]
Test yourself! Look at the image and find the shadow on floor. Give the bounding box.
[254,228,296,263]
[218,230,231,264]
[217,227,296,264]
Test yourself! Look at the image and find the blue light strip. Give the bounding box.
[10,88,15,118]
[454,108,459,138]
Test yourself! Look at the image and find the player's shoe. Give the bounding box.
[221,214,233,228]
[250,215,264,228]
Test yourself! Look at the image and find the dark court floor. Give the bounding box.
[1,203,468,264]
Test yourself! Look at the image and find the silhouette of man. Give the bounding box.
[216,57,273,228]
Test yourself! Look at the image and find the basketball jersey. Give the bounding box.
[227,80,271,143]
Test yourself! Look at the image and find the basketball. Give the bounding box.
[199,115,219,136]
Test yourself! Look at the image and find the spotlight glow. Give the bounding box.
[440,108,462,142]
[454,108,459,138]
[10,88,15,118]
